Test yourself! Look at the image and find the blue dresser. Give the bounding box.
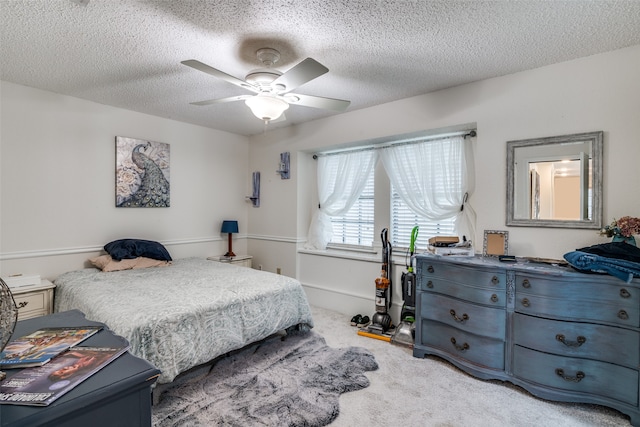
[414,254,640,425]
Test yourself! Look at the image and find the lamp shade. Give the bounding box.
[245,94,289,122]
[221,220,239,234]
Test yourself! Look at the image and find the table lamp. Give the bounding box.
[221,220,239,257]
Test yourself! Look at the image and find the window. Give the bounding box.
[317,127,475,252]
[329,170,375,247]
[391,186,456,250]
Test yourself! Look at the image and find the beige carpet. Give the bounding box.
[311,305,631,426]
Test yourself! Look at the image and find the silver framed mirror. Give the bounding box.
[506,131,603,229]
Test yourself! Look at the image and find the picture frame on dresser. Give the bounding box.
[483,230,509,257]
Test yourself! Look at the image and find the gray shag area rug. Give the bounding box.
[152,330,378,427]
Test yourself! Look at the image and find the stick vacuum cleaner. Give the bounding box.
[391,226,418,347]
[366,228,393,336]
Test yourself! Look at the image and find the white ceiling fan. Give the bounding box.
[182,48,350,124]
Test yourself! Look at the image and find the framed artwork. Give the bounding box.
[483,230,509,257]
[116,136,170,207]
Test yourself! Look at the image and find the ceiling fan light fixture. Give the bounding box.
[245,94,289,122]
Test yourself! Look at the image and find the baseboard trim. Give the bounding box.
[301,281,402,310]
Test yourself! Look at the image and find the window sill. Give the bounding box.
[298,247,378,262]
[298,247,414,266]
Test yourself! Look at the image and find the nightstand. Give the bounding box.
[10,279,56,320]
[207,255,253,268]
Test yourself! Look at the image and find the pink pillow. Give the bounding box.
[89,254,170,272]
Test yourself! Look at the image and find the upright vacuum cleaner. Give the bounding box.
[391,226,418,348]
[359,228,393,341]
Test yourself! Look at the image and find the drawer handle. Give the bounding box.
[450,337,469,352]
[521,298,530,308]
[618,309,629,320]
[17,301,28,309]
[449,309,469,323]
[555,334,586,347]
[620,288,631,298]
[491,276,499,285]
[555,368,585,383]
[427,265,434,273]
[522,279,531,288]
[426,280,434,289]
[490,294,498,303]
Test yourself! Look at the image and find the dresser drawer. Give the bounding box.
[420,319,504,370]
[515,293,639,327]
[513,313,639,369]
[419,262,505,291]
[419,278,505,307]
[419,293,505,339]
[515,273,639,325]
[513,346,638,405]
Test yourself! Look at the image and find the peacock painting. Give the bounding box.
[116,136,170,207]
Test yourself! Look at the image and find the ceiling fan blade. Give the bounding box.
[181,60,258,92]
[273,58,328,92]
[287,93,350,112]
[190,95,252,106]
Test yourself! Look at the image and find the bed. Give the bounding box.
[53,257,314,385]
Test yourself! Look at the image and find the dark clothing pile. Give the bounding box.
[564,242,640,283]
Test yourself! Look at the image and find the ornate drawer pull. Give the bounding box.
[522,279,531,288]
[427,265,434,273]
[491,276,499,285]
[17,301,28,309]
[521,298,530,307]
[620,288,631,298]
[450,337,469,352]
[449,309,469,323]
[555,368,585,383]
[618,309,629,320]
[490,294,498,303]
[426,280,434,289]
[555,334,586,347]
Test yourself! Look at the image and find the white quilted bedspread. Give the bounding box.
[54,257,314,384]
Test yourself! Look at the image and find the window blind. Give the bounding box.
[391,186,456,250]
[329,171,375,247]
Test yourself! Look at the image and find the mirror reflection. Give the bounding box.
[507,131,603,229]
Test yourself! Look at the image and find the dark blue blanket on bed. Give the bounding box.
[564,242,640,283]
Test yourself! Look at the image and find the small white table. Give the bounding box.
[207,255,253,268]
[9,279,56,320]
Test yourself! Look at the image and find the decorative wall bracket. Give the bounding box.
[246,171,260,207]
[276,152,290,179]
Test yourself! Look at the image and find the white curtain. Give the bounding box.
[379,135,477,243]
[305,150,378,249]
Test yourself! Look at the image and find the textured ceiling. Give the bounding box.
[1,1,640,136]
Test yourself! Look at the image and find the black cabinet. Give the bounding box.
[0,310,160,427]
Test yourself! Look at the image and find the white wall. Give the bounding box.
[0,82,250,280]
[2,45,639,323]
[247,44,640,318]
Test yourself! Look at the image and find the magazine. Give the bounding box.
[0,326,103,369]
[0,345,129,406]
